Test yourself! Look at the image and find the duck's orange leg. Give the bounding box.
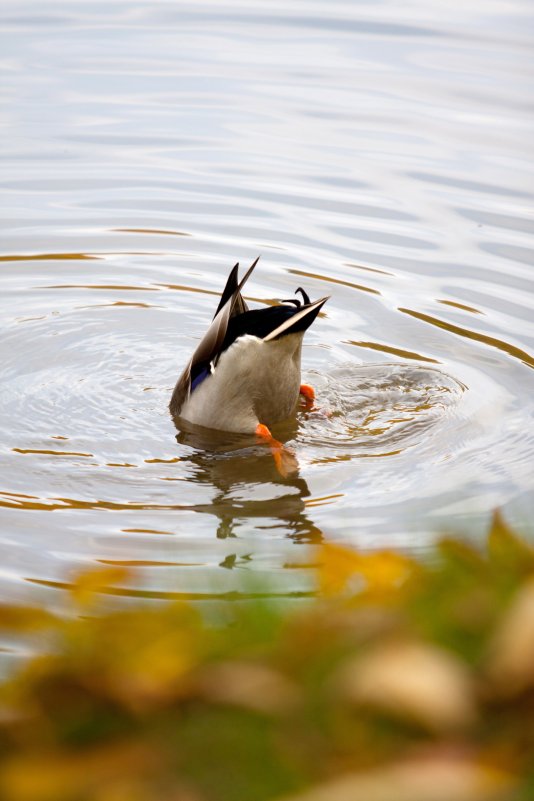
[256,423,298,477]
[299,383,315,408]
[299,384,332,417]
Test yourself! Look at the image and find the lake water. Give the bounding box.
[1,1,533,636]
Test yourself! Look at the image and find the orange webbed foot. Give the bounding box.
[299,384,332,417]
[299,384,315,407]
[255,423,298,477]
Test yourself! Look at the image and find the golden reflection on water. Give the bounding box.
[121,528,175,536]
[112,228,191,236]
[304,494,344,508]
[0,494,192,512]
[0,253,100,262]
[12,448,94,457]
[399,308,534,369]
[344,262,394,276]
[89,301,160,309]
[289,268,381,295]
[310,450,402,465]
[144,457,182,464]
[157,283,223,297]
[437,299,483,315]
[346,340,440,363]
[43,283,160,291]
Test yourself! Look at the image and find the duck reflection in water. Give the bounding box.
[175,421,323,544]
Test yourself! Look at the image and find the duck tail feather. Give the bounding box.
[212,256,260,320]
[213,262,240,319]
[263,295,329,341]
[236,255,260,294]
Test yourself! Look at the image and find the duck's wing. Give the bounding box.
[169,257,259,416]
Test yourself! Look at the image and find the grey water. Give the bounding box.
[1,1,533,646]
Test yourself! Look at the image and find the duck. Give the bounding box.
[169,257,328,470]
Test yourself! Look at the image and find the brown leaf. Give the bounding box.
[486,579,534,695]
[336,641,476,731]
[198,661,298,715]
[277,755,515,801]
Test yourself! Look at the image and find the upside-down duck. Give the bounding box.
[169,257,328,473]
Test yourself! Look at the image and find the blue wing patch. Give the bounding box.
[191,365,210,392]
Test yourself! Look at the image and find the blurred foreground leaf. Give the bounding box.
[279,755,514,801]
[0,513,533,801]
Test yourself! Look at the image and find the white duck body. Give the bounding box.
[169,258,328,434]
[179,332,304,433]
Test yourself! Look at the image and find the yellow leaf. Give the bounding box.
[319,543,415,597]
[0,743,157,801]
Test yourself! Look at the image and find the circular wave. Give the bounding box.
[299,364,466,456]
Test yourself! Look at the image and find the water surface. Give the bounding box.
[1,1,533,636]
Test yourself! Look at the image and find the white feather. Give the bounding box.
[179,333,304,433]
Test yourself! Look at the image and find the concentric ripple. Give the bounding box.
[300,365,466,455]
